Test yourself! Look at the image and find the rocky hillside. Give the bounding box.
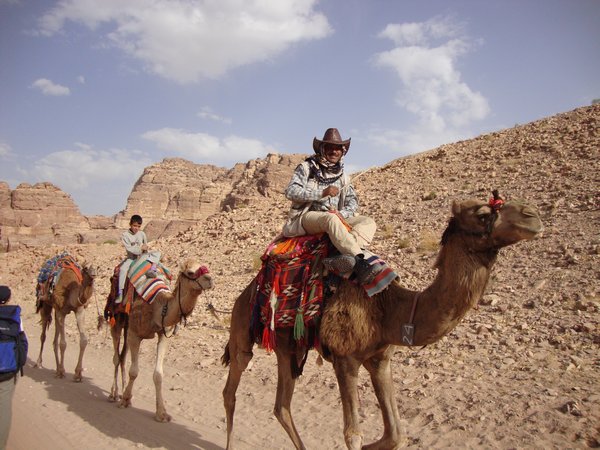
[0,104,598,448]
[0,154,307,251]
[117,153,306,240]
[0,181,120,251]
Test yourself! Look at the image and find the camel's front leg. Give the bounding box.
[120,332,141,409]
[273,344,305,450]
[153,332,171,422]
[53,311,67,378]
[363,350,405,450]
[73,307,88,382]
[332,355,363,450]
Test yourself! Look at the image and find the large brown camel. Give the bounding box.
[35,262,97,381]
[114,258,214,422]
[222,197,543,449]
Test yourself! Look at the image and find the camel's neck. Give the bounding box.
[385,235,497,346]
[79,275,94,304]
[155,279,200,328]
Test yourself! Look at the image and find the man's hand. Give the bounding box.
[141,243,149,252]
[322,186,339,197]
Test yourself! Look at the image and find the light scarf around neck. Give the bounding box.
[306,155,344,185]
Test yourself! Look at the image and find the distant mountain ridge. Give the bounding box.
[0,153,306,251]
[0,104,597,252]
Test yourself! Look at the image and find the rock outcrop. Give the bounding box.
[0,154,306,250]
[115,154,306,240]
[0,182,119,251]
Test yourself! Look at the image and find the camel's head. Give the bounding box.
[448,195,543,249]
[179,258,214,291]
[83,265,98,279]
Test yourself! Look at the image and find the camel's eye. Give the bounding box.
[476,212,489,223]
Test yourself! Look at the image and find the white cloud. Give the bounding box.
[0,141,11,158]
[374,16,489,133]
[37,0,332,83]
[141,128,275,164]
[30,78,71,96]
[15,144,154,215]
[364,125,469,159]
[197,106,232,124]
[77,75,85,84]
[27,145,152,191]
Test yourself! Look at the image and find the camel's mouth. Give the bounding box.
[514,209,544,238]
[499,203,544,239]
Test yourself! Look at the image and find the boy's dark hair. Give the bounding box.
[130,214,143,225]
[0,286,10,305]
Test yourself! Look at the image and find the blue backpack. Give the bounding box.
[0,305,28,382]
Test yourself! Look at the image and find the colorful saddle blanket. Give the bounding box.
[36,252,82,301]
[252,234,330,351]
[252,235,398,351]
[125,257,172,305]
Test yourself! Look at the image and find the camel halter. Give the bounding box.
[160,266,209,338]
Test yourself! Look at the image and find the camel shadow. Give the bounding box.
[23,357,223,450]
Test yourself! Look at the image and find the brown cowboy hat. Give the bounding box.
[312,128,351,153]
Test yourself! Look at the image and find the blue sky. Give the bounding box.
[1,0,598,216]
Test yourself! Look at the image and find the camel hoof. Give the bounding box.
[73,374,83,382]
[346,434,362,450]
[108,393,119,403]
[119,398,131,409]
[155,412,172,423]
[55,371,65,379]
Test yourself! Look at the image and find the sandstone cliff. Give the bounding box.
[0,153,307,251]
[0,182,92,251]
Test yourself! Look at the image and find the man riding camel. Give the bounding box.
[282,127,381,284]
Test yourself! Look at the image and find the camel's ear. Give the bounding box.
[451,200,462,216]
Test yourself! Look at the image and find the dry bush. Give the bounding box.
[417,229,439,252]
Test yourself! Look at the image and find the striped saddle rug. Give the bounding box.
[125,258,172,305]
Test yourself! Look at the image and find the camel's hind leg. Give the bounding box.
[109,319,126,402]
[120,332,141,409]
[35,304,52,368]
[362,349,405,450]
[222,340,254,449]
[273,343,305,450]
[53,311,67,378]
[222,278,256,449]
[73,307,88,382]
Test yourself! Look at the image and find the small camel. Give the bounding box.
[35,261,97,381]
[115,258,214,422]
[222,197,543,449]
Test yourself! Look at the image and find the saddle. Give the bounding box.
[104,258,172,326]
[251,234,398,352]
[36,253,82,310]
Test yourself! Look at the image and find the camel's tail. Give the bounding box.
[221,342,231,367]
[37,302,53,330]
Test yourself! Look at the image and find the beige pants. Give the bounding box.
[301,211,376,256]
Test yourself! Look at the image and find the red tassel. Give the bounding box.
[262,327,275,352]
